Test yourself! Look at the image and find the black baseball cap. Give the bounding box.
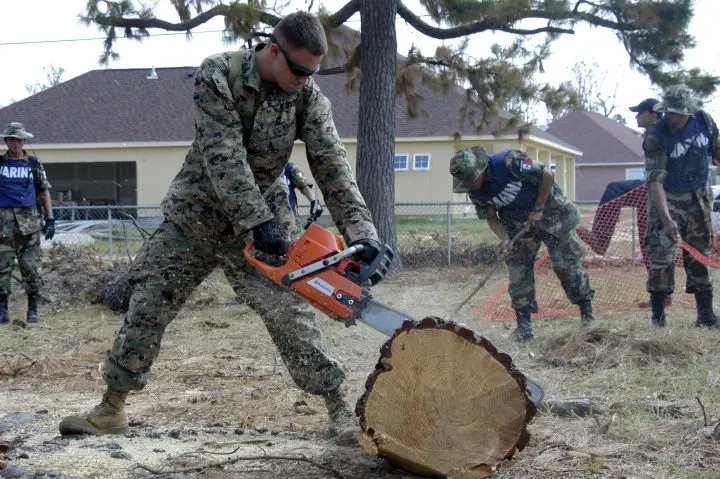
[629,98,660,113]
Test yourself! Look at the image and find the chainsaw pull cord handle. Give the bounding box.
[449,224,529,316]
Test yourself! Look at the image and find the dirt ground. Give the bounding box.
[2,264,720,479]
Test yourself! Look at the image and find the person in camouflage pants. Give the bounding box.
[60,12,383,443]
[450,147,595,342]
[0,122,55,325]
[643,84,720,328]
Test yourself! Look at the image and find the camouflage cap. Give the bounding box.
[449,146,490,193]
[0,122,34,140]
[654,84,701,116]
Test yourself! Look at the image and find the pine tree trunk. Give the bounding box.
[356,0,400,266]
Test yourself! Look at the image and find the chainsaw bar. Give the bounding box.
[357,299,412,336]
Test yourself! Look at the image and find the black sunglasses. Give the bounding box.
[270,34,320,77]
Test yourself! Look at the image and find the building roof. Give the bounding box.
[547,110,644,164]
[0,63,576,150]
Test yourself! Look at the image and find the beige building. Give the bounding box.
[0,66,580,209]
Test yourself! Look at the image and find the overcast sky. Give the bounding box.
[2,0,719,128]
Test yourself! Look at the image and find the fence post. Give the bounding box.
[631,208,637,267]
[446,201,452,266]
[108,207,113,258]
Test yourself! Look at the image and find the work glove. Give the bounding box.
[42,218,55,241]
[309,200,324,218]
[350,238,382,264]
[253,218,290,255]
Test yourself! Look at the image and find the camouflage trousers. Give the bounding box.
[645,190,713,294]
[0,229,42,297]
[503,219,594,312]
[103,218,346,396]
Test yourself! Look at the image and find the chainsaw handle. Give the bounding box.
[243,239,366,285]
[243,240,282,278]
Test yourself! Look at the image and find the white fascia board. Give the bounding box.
[576,162,645,167]
[392,134,584,156]
[27,141,192,150]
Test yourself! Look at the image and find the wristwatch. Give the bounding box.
[532,203,545,212]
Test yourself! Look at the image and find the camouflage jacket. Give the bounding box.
[471,150,579,235]
[162,45,378,244]
[644,111,720,217]
[0,152,51,235]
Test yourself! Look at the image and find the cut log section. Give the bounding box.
[356,317,536,479]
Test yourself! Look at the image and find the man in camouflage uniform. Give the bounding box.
[59,12,382,442]
[0,122,55,325]
[450,147,595,341]
[643,84,720,328]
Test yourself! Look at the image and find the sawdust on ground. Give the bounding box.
[1,264,720,478]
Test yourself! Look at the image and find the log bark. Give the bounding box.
[356,317,536,478]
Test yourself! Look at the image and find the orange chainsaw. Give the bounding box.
[243,223,409,336]
[244,223,546,405]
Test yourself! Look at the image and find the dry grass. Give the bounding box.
[1,266,720,478]
[541,326,703,369]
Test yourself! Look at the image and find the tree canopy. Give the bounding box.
[79,0,718,254]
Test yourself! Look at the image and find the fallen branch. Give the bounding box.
[697,395,708,427]
[115,210,150,240]
[540,399,691,418]
[134,453,348,478]
[0,354,37,378]
[541,400,603,417]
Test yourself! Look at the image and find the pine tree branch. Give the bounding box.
[94,4,281,31]
[94,1,360,32]
[326,0,361,28]
[396,2,636,40]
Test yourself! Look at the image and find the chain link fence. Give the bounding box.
[47,202,612,267]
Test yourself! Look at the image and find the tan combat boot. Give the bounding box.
[59,389,130,435]
[323,388,358,446]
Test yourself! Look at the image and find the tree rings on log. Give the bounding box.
[356,317,536,478]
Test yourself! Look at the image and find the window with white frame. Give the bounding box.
[625,168,645,180]
[413,153,431,171]
[394,153,409,171]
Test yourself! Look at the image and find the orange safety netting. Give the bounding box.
[475,183,720,321]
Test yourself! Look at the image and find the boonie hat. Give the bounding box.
[0,122,34,140]
[449,147,490,193]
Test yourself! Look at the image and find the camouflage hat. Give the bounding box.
[449,146,490,193]
[654,84,701,116]
[0,122,34,140]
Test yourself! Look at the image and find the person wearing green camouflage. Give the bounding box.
[59,12,382,443]
[643,84,720,328]
[0,122,55,325]
[283,161,323,238]
[450,147,595,342]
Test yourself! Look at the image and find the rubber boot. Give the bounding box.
[59,389,130,436]
[579,300,596,328]
[26,294,39,324]
[0,295,8,324]
[512,309,535,342]
[639,295,672,308]
[323,387,358,446]
[650,292,667,327]
[695,291,719,328]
